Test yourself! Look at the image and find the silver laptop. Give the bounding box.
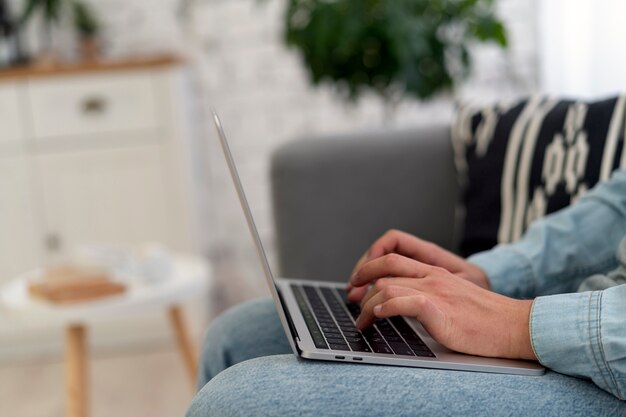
[213,111,544,376]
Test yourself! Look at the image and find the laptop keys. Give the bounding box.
[344,336,364,343]
[371,343,393,354]
[292,285,328,349]
[388,342,415,356]
[346,303,361,320]
[320,325,340,333]
[388,317,436,357]
[329,343,351,351]
[298,285,436,358]
[349,342,372,352]
[390,316,421,340]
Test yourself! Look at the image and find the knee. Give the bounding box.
[188,355,296,417]
[200,297,276,359]
[197,298,279,388]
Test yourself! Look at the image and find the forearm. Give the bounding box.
[469,170,626,298]
[531,284,626,400]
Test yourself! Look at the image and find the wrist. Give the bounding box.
[510,299,537,360]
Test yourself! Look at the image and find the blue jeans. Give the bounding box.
[187,298,625,417]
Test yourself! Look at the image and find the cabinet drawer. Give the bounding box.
[28,72,159,138]
[0,83,24,142]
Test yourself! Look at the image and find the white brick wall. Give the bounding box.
[70,0,541,300]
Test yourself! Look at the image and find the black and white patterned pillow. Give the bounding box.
[452,95,626,257]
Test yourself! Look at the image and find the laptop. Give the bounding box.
[213,111,544,376]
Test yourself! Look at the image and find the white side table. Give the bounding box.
[0,254,211,417]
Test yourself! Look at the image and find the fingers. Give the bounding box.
[350,254,433,287]
[361,229,474,277]
[359,277,424,308]
[348,253,369,285]
[374,295,444,331]
[367,229,429,263]
[355,285,420,329]
[346,230,423,288]
[347,285,368,303]
[346,252,370,295]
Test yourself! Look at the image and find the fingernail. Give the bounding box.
[373,305,382,316]
[355,315,362,328]
[350,273,357,283]
[346,282,352,291]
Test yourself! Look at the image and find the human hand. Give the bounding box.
[346,230,489,303]
[352,256,536,360]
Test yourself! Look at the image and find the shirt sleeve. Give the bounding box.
[530,285,626,400]
[468,169,626,298]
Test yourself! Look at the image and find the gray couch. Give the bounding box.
[271,124,460,283]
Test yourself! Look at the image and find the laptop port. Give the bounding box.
[335,356,345,360]
[352,357,363,361]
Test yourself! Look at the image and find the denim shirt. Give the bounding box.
[469,169,626,400]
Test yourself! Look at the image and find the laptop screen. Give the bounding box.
[212,111,299,355]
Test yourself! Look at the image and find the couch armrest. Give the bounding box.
[271,124,459,282]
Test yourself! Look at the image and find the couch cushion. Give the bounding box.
[452,95,626,257]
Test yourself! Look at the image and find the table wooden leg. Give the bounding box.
[168,306,198,389]
[65,325,88,417]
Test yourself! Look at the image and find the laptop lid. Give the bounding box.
[212,111,300,355]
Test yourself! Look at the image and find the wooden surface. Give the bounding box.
[168,306,198,389]
[65,325,88,417]
[0,55,182,81]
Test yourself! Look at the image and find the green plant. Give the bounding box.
[21,0,100,53]
[284,0,508,101]
[21,0,63,26]
[73,1,99,39]
[21,0,65,51]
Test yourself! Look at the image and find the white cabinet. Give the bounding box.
[0,83,24,142]
[28,72,159,138]
[0,56,207,282]
[0,57,210,360]
[35,145,172,252]
[0,150,41,279]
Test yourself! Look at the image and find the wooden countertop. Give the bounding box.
[0,54,183,81]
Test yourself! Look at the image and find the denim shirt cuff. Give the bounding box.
[468,246,535,298]
[530,291,622,398]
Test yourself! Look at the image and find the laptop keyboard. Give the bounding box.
[292,284,435,358]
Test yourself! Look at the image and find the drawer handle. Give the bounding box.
[45,233,62,252]
[81,96,108,115]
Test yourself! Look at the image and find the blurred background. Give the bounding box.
[0,0,625,416]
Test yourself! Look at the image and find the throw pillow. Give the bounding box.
[452,95,626,256]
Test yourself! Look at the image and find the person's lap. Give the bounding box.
[188,298,624,417]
